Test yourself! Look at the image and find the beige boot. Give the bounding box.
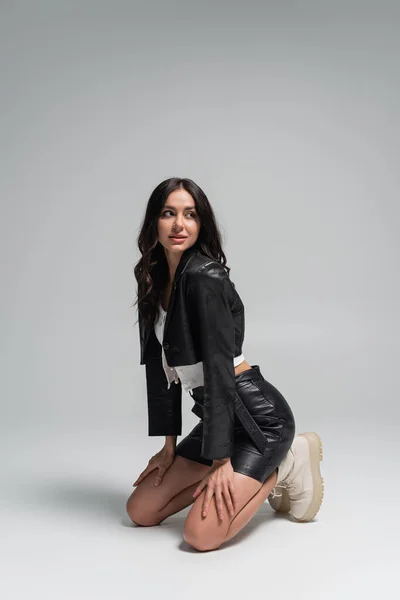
[268,441,295,513]
[268,432,324,522]
[268,436,298,513]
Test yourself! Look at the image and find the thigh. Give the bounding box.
[183,470,263,550]
[126,454,210,522]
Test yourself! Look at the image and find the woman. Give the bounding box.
[126,177,324,551]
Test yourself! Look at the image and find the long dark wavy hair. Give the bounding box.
[133,177,229,329]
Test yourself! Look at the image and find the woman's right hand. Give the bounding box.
[132,447,175,488]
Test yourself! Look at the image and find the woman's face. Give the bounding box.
[157,188,201,254]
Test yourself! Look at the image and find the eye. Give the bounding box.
[160,210,197,218]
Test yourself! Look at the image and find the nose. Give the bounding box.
[172,215,184,230]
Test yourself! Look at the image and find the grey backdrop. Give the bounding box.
[1,1,399,598]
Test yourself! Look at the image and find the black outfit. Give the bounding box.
[139,244,296,483]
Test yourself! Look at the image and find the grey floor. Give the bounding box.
[2,419,398,600]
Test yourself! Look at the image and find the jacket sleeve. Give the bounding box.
[188,263,236,460]
[145,351,182,436]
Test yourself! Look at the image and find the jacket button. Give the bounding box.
[163,342,169,349]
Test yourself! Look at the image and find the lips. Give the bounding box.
[169,236,187,239]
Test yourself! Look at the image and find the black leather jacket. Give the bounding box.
[139,244,245,460]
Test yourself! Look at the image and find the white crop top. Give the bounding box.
[153,303,245,393]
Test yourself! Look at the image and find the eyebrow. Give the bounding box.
[163,204,197,210]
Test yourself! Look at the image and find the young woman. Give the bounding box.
[126,177,324,551]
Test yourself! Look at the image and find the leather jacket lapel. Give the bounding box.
[163,244,199,337]
[139,244,199,364]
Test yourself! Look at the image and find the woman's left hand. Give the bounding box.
[192,458,237,521]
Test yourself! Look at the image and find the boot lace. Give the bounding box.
[269,487,283,499]
[270,480,297,498]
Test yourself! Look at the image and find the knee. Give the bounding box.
[183,521,222,552]
[126,493,162,527]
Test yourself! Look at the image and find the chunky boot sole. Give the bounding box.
[290,432,324,522]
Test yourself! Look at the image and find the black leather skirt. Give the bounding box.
[174,364,296,484]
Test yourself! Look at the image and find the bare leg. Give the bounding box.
[223,468,278,543]
[183,468,278,551]
[127,455,210,526]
